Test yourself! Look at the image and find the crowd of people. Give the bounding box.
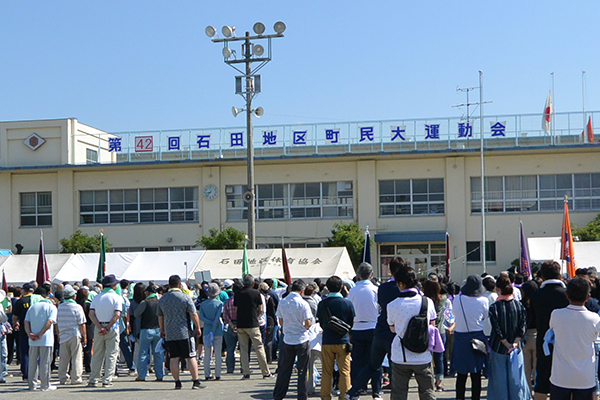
[0,258,599,400]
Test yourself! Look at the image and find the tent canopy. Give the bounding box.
[528,237,600,268]
[191,247,355,281]
[0,254,73,286]
[1,247,353,286]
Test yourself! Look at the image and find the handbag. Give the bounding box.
[325,304,351,336]
[459,296,488,356]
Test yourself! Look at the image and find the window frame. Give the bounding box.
[20,191,53,227]
[379,178,445,217]
[225,181,354,222]
[79,187,199,226]
[471,173,600,214]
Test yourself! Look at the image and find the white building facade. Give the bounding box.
[1,114,598,283]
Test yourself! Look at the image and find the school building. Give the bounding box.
[0,112,598,283]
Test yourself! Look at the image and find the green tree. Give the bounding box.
[197,227,246,250]
[59,230,112,253]
[325,222,369,269]
[573,213,600,242]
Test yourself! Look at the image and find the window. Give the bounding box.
[226,181,353,221]
[86,148,98,164]
[471,173,600,213]
[466,241,496,263]
[379,178,444,216]
[20,192,52,227]
[80,187,198,225]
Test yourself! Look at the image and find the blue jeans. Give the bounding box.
[223,325,238,374]
[119,331,134,370]
[19,334,29,379]
[0,335,7,378]
[432,333,446,381]
[138,328,164,380]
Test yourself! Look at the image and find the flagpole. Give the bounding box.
[551,72,555,144]
[583,71,587,142]
[479,70,486,274]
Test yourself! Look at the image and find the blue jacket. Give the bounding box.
[199,298,224,336]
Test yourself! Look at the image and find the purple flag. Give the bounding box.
[36,230,50,286]
[520,221,532,280]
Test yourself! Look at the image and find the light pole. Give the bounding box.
[206,22,286,250]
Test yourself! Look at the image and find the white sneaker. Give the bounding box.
[42,385,57,391]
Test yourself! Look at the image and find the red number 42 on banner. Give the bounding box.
[135,136,153,153]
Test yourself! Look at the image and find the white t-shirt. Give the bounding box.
[550,305,600,389]
[387,293,436,365]
[348,280,379,331]
[90,290,123,330]
[482,291,498,336]
[454,294,489,333]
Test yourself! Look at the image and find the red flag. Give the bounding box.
[282,247,292,286]
[586,116,595,143]
[560,197,577,278]
[542,91,552,135]
[36,230,50,286]
[445,232,450,279]
[2,269,8,293]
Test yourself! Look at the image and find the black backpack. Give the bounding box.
[400,296,429,361]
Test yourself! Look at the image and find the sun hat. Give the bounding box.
[461,274,485,297]
[102,274,120,288]
[207,282,221,298]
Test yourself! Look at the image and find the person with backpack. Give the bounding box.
[386,265,437,400]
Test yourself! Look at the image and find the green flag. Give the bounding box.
[242,241,249,278]
[96,231,106,282]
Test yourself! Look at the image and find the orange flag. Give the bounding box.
[586,116,595,143]
[560,197,577,278]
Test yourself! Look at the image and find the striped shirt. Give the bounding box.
[57,301,86,344]
[488,299,527,355]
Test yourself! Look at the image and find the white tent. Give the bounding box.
[191,247,355,281]
[120,251,206,283]
[0,254,73,286]
[53,253,136,284]
[528,237,600,268]
[1,248,352,286]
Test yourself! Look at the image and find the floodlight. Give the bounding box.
[253,22,266,35]
[253,44,264,56]
[222,25,235,38]
[222,47,233,59]
[205,26,217,38]
[254,107,264,118]
[232,106,243,117]
[273,21,286,34]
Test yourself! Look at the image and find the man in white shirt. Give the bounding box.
[57,285,86,385]
[272,279,313,400]
[347,262,380,398]
[549,277,600,400]
[87,274,123,387]
[387,266,436,400]
[24,287,57,391]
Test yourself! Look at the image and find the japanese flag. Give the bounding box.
[542,91,552,135]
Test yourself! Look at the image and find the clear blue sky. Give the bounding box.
[1,1,599,132]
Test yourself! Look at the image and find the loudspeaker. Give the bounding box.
[243,191,253,202]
